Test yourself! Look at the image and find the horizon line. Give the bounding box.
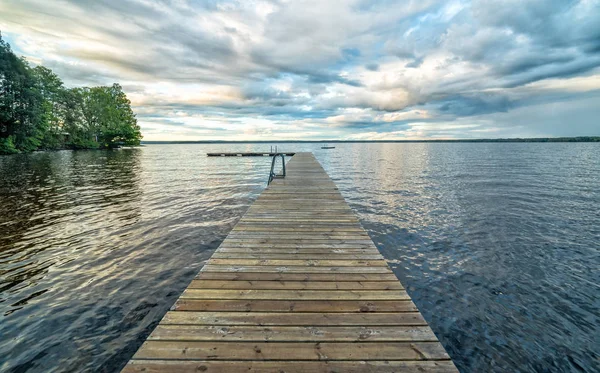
[141,136,600,144]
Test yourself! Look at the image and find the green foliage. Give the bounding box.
[0,33,142,155]
[33,65,65,149]
[78,84,142,148]
[0,34,46,153]
[0,135,18,154]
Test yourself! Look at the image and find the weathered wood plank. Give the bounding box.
[215,248,379,255]
[180,289,410,300]
[211,253,384,260]
[172,299,418,313]
[123,360,458,373]
[234,220,362,230]
[160,311,427,326]
[206,259,388,267]
[224,235,371,241]
[121,152,458,373]
[133,341,450,360]
[147,325,437,342]
[207,152,296,157]
[200,265,392,273]
[194,272,399,281]
[219,242,378,248]
[188,280,402,290]
[221,239,375,244]
[231,227,366,232]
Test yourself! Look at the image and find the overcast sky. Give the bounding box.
[1,0,599,140]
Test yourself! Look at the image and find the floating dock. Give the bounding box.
[122,152,457,372]
[207,152,296,157]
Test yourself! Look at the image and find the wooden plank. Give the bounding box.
[160,312,427,326]
[210,253,384,260]
[246,205,352,209]
[238,218,361,222]
[180,289,410,300]
[217,244,378,249]
[123,360,458,373]
[147,325,437,342]
[173,300,418,312]
[234,221,362,225]
[122,152,458,373]
[200,265,392,273]
[206,259,388,267]
[194,272,399,281]
[133,341,450,360]
[220,239,375,244]
[188,280,402,290]
[215,248,379,254]
[207,152,296,157]
[230,225,364,229]
[224,234,370,240]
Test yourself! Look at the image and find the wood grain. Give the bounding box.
[121,152,457,372]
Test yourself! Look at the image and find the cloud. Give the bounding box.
[436,93,513,116]
[0,0,599,140]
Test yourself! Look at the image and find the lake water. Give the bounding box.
[0,143,598,372]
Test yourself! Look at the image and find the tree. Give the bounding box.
[60,87,94,149]
[32,65,65,149]
[0,33,46,153]
[0,33,142,154]
[80,84,142,148]
[103,83,142,147]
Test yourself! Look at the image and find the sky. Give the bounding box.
[1,0,599,141]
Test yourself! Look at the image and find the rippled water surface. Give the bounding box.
[1,143,599,372]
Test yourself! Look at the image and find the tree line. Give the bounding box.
[0,34,142,154]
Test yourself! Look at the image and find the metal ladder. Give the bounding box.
[267,153,286,185]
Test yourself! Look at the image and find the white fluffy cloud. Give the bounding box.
[1,0,599,140]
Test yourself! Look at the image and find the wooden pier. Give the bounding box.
[122,152,458,372]
[207,152,296,157]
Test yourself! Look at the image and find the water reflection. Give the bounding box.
[0,145,280,372]
[1,150,142,306]
[319,143,600,372]
[0,143,599,373]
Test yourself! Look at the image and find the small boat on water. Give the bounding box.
[321,146,335,149]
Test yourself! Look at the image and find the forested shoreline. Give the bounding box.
[0,34,142,155]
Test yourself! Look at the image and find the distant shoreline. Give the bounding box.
[142,136,600,144]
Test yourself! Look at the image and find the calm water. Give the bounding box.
[0,143,598,372]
